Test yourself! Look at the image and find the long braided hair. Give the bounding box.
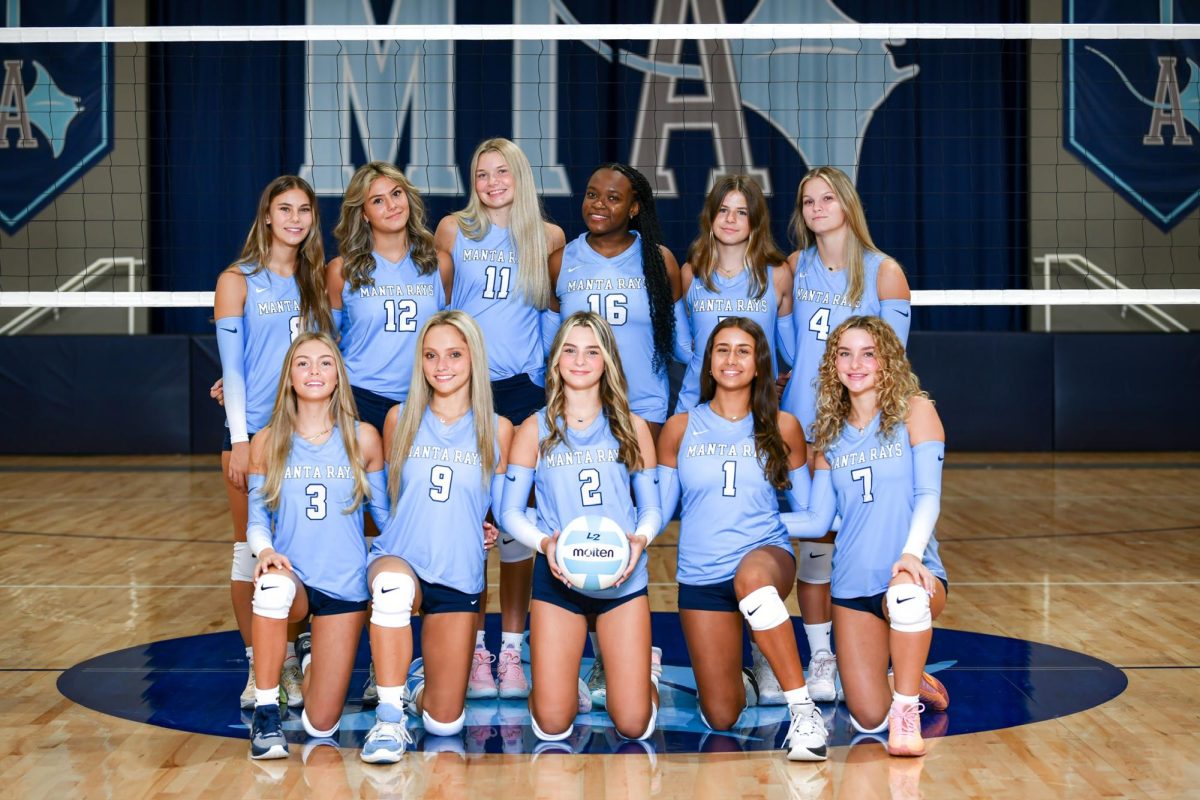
[595,163,675,374]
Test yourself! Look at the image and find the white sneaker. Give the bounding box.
[785,701,828,762]
[807,650,838,703]
[281,660,304,708]
[752,652,786,705]
[361,703,413,764]
[586,653,607,709]
[240,661,256,710]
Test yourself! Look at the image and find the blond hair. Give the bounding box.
[386,311,497,505]
[261,332,370,513]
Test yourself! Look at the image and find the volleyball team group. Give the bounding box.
[213,138,950,766]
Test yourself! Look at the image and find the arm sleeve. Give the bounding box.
[657,465,681,530]
[902,441,944,558]
[246,473,274,556]
[782,465,811,512]
[672,299,693,363]
[781,469,837,539]
[215,316,249,443]
[775,313,796,367]
[630,469,664,545]
[331,307,344,335]
[489,472,506,518]
[540,308,562,359]
[498,465,548,552]
[880,299,912,346]
[366,469,390,530]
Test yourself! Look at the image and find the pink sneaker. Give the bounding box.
[467,647,498,699]
[497,647,530,699]
[887,701,926,757]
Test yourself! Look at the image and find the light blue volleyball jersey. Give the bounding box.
[371,408,498,594]
[239,264,302,432]
[533,409,647,599]
[678,267,780,410]
[556,232,668,423]
[676,404,790,585]
[270,427,368,602]
[781,247,884,438]
[339,251,445,402]
[450,224,545,385]
[825,413,946,600]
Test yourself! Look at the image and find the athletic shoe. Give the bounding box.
[361,702,413,764]
[650,646,663,689]
[249,704,289,760]
[467,647,498,699]
[751,651,786,705]
[296,631,312,674]
[240,661,257,710]
[281,660,304,708]
[887,701,926,757]
[362,662,378,707]
[405,657,426,714]
[577,677,593,714]
[784,701,828,762]
[918,671,950,713]
[586,653,607,709]
[807,650,838,703]
[741,667,760,708]
[497,647,530,699]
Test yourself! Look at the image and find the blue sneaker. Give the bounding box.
[249,704,288,760]
[361,703,413,764]
[404,657,426,716]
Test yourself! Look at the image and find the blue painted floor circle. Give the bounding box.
[57,612,1125,755]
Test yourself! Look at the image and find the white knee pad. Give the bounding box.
[230,541,255,582]
[302,709,340,738]
[499,509,538,563]
[886,583,932,633]
[850,712,889,734]
[422,709,465,737]
[370,571,415,628]
[252,571,296,620]
[738,585,791,632]
[530,715,573,742]
[797,542,834,584]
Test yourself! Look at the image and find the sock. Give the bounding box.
[893,692,919,705]
[245,646,254,660]
[784,687,813,707]
[501,631,523,650]
[589,632,601,660]
[804,622,833,657]
[377,685,405,708]
[255,686,280,707]
[475,630,487,650]
[285,641,297,658]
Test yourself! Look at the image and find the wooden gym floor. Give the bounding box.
[1,452,1197,799]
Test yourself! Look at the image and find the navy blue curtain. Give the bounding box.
[150,0,1026,333]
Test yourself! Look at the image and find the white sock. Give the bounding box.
[285,641,296,658]
[377,685,405,708]
[589,632,602,661]
[501,631,523,650]
[255,686,280,707]
[475,630,487,650]
[245,646,254,660]
[784,687,812,707]
[804,622,833,657]
[893,692,919,705]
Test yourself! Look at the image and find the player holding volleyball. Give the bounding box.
[658,317,827,761]
[436,138,565,701]
[243,332,387,760]
[790,315,950,757]
[779,166,912,702]
[214,175,332,710]
[499,311,663,745]
[326,161,451,433]
[359,311,511,763]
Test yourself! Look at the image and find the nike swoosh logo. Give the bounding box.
[937,455,945,461]
[505,474,517,481]
[380,586,399,594]
[895,309,910,317]
[795,272,807,279]
[255,287,268,294]
[808,552,825,559]
[219,326,238,334]
[260,585,276,590]
[565,264,584,273]
[501,536,515,545]
[748,605,762,616]
[896,596,913,604]
[470,599,479,605]
[690,428,709,437]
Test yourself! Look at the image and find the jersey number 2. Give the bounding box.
[578,468,602,506]
[383,299,418,332]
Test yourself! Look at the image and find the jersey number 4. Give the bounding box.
[808,308,831,341]
[383,299,418,332]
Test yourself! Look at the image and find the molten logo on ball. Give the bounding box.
[555,515,631,592]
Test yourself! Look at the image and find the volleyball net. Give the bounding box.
[0,19,1198,333]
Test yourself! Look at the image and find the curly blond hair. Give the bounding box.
[810,316,927,453]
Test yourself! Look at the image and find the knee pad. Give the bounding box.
[252,571,296,620]
[886,583,932,633]
[499,509,538,563]
[530,715,573,742]
[302,708,340,738]
[850,712,889,735]
[422,708,465,737]
[370,571,415,628]
[230,541,255,582]
[797,542,833,584]
[738,585,790,632]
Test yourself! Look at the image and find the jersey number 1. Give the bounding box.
[482,265,511,300]
[384,299,418,332]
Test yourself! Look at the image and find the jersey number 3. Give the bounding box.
[305,484,327,520]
